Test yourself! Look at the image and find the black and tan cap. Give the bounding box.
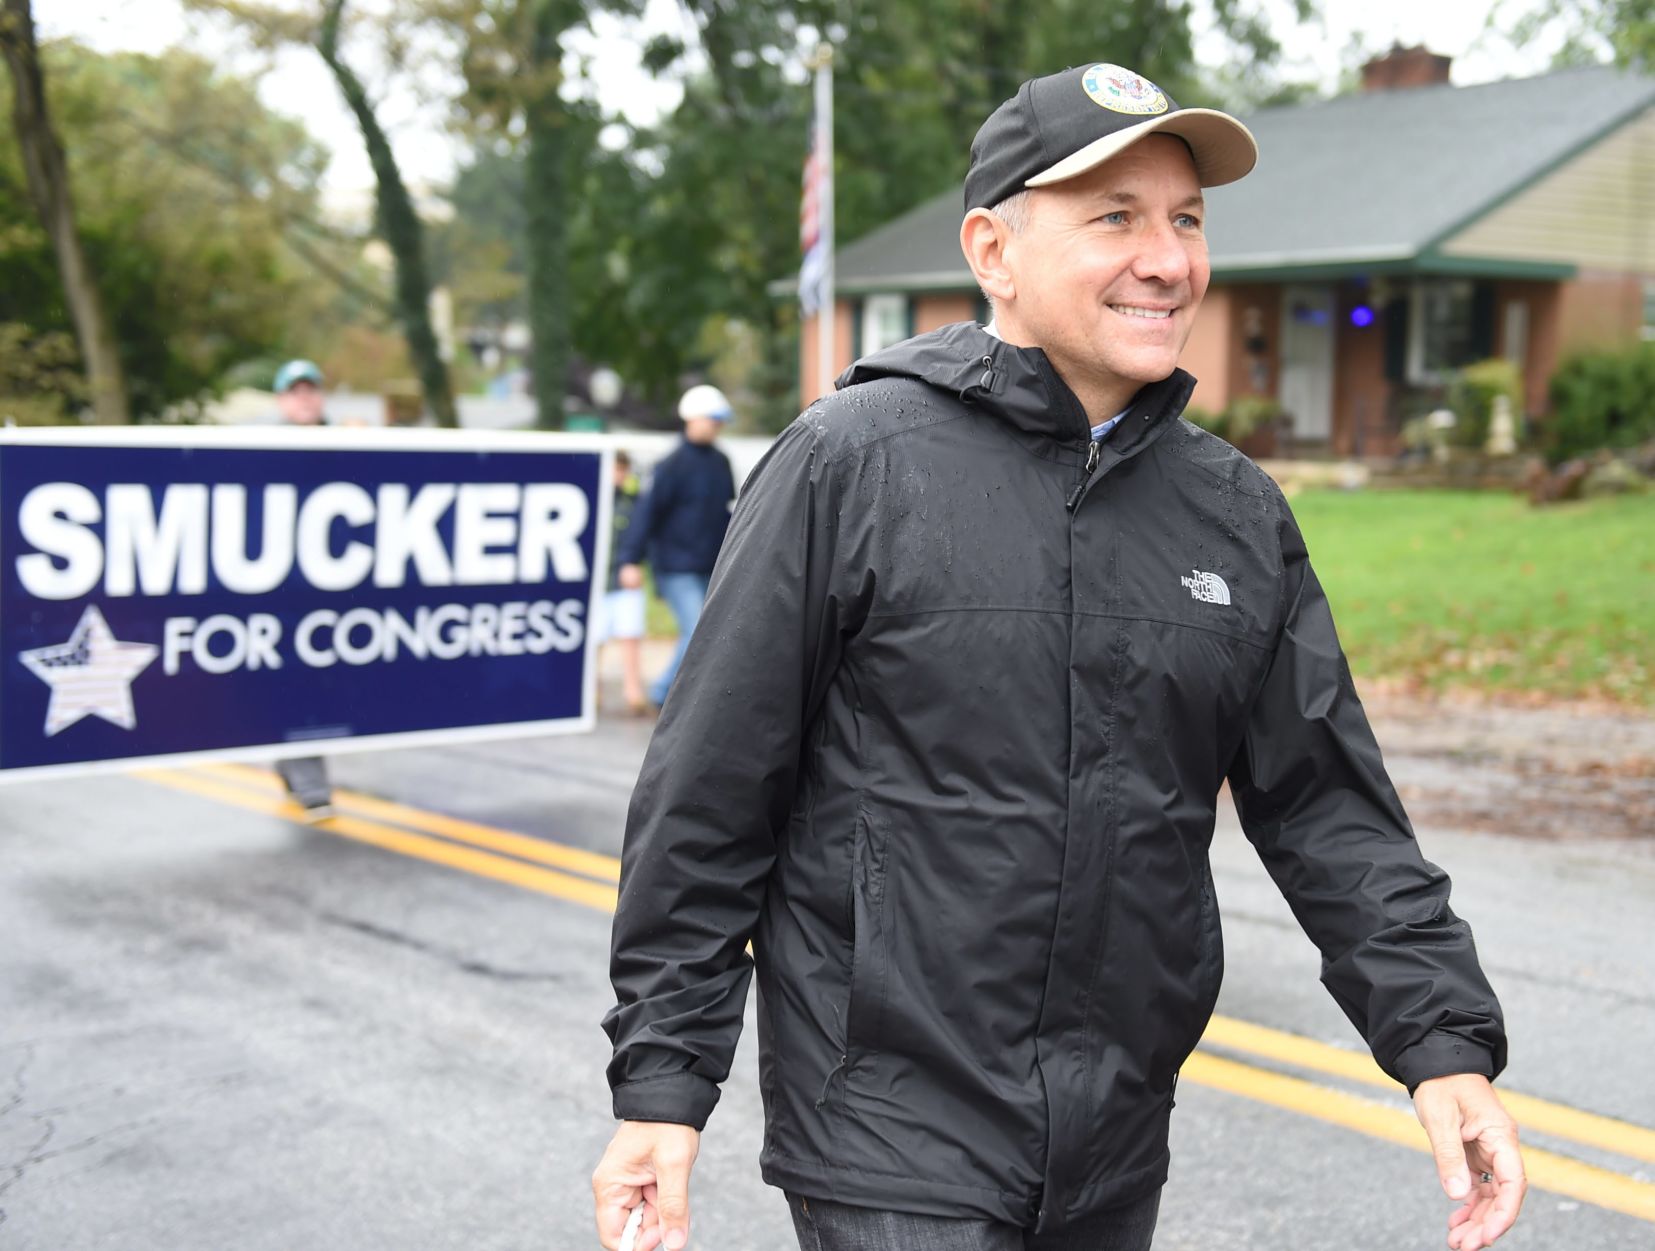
[964,63,1258,212]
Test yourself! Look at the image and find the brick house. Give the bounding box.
[793,51,1655,457]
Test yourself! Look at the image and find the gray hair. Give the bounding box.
[980,190,1031,312]
[991,189,1031,235]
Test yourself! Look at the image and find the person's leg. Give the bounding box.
[647,572,709,707]
[608,588,648,712]
[275,756,333,819]
[618,636,646,711]
[1023,1188,1161,1251]
[785,1193,1023,1251]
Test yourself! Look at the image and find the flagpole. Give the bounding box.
[813,42,835,399]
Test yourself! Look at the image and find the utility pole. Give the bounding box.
[807,42,835,400]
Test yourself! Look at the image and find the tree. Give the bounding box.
[433,0,642,428]
[317,0,458,426]
[0,43,333,419]
[0,0,128,422]
[193,0,459,426]
[1494,0,1654,70]
[607,0,1319,430]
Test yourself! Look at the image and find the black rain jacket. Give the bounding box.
[603,322,1506,1231]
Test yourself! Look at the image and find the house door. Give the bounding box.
[1279,284,1336,441]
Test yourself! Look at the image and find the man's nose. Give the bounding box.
[1130,219,1193,287]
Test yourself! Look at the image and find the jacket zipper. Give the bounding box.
[1065,439,1101,512]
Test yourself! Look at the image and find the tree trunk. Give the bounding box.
[318,0,458,428]
[523,0,568,431]
[0,0,130,423]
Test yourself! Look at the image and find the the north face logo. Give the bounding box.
[1181,569,1231,605]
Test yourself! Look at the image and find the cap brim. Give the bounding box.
[1023,108,1258,191]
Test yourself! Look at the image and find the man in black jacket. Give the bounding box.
[595,63,1525,1251]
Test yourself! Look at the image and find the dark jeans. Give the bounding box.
[785,1189,1160,1251]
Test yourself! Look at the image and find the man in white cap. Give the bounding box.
[615,384,737,709]
[596,62,1525,1251]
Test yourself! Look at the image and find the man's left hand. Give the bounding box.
[1414,1073,1526,1250]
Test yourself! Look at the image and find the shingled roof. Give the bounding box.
[810,65,1655,294]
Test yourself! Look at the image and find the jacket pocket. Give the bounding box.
[1163,859,1225,1099]
[842,804,893,1084]
[1194,858,1224,1022]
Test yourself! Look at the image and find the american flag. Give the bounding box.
[798,105,828,317]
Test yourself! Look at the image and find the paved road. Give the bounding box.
[2,695,1653,1250]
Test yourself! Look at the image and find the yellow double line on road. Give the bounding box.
[141,762,620,913]
[141,763,1655,1224]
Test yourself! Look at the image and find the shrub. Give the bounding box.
[1225,395,1286,443]
[1547,342,1655,464]
[1447,358,1524,449]
[1184,397,1283,445]
[0,323,84,425]
[1184,404,1223,435]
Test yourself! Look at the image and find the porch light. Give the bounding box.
[1349,304,1376,328]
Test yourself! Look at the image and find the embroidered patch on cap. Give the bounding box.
[1081,64,1169,115]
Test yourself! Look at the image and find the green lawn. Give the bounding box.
[1290,488,1654,707]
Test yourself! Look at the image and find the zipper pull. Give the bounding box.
[1065,440,1101,512]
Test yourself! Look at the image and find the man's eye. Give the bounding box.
[1098,211,1128,225]
[1175,213,1202,229]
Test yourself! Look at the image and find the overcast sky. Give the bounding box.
[41,0,1579,196]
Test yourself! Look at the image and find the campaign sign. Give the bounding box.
[0,427,612,781]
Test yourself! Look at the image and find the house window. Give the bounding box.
[1642,280,1655,341]
[1407,278,1495,382]
[860,294,910,355]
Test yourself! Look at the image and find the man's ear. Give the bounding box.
[960,209,1016,306]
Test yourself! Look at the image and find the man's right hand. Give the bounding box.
[619,563,645,591]
[591,1120,700,1251]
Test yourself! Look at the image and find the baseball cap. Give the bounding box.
[964,63,1258,213]
[274,359,324,393]
[678,384,733,423]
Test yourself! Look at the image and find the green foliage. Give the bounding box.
[0,42,328,419]
[1447,357,1525,449]
[1224,394,1285,442]
[1184,394,1283,445]
[0,321,83,423]
[432,148,528,335]
[1503,0,1654,71]
[1546,342,1655,463]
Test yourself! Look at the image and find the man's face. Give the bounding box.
[277,380,324,425]
[682,416,721,444]
[1000,135,1210,397]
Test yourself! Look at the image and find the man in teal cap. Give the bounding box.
[273,359,334,818]
[274,358,326,426]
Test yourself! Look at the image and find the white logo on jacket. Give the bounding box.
[1181,569,1231,606]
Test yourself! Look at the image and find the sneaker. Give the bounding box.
[298,800,335,824]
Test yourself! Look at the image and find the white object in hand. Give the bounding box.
[617,1204,645,1251]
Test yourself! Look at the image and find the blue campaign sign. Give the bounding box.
[0,427,612,780]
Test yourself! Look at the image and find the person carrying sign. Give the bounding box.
[271,358,335,821]
[594,63,1525,1251]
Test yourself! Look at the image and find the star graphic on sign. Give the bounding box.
[19,605,160,737]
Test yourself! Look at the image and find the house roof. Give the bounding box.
[811,65,1655,294]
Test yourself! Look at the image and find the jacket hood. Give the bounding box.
[835,320,1195,457]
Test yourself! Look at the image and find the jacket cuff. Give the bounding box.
[611,1072,721,1130]
[1391,1031,1498,1097]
